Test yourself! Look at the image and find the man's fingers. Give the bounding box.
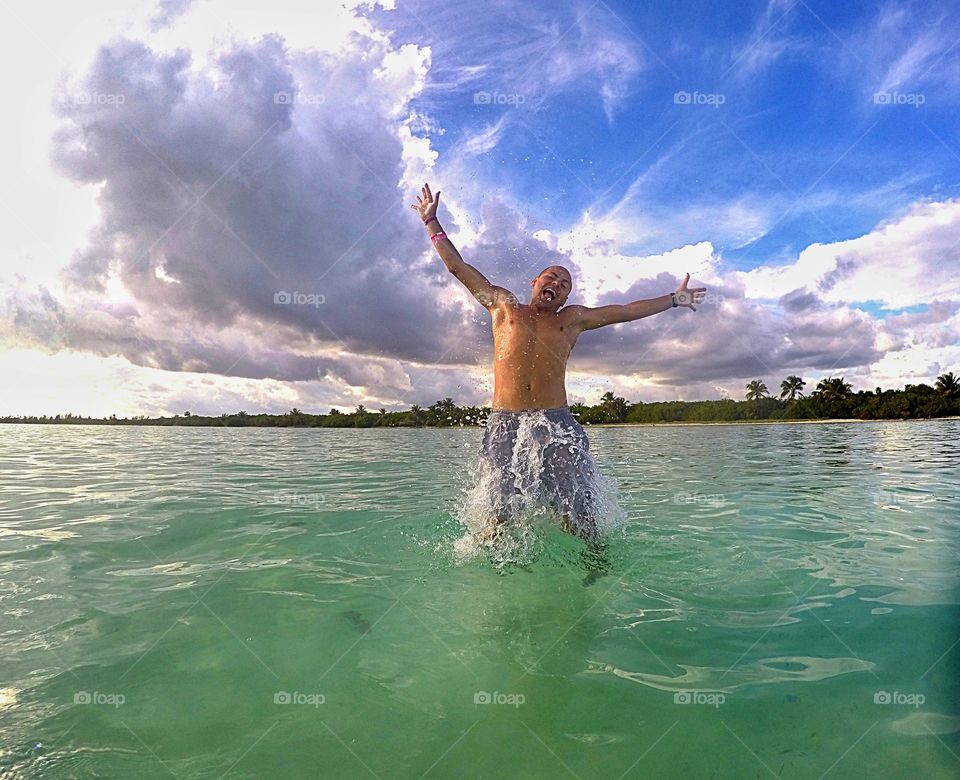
[434,190,441,206]
[424,182,432,199]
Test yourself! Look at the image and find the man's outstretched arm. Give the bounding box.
[567,273,707,331]
[410,182,513,309]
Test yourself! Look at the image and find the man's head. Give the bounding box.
[530,265,572,311]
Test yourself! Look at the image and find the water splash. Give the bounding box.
[451,410,626,567]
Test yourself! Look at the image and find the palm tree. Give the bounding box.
[745,380,769,400]
[935,372,959,398]
[779,376,805,400]
[410,404,424,426]
[355,405,367,415]
[430,398,457,424]
[815,377,852,401]
[599,391,629,422]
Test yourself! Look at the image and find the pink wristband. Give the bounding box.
[430,231,447,244]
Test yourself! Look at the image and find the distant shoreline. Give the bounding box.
[586,416,960,428]
[3,415,959,429]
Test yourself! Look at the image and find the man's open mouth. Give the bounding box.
[541,289,556,302]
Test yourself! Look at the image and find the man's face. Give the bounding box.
[530,266,572,310]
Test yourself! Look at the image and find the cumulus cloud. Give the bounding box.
[733,199,960,308]
[1,0,956,416]
[43,32,481,373]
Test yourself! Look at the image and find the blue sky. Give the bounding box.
[391,0,960,262]
[0,0,958,415]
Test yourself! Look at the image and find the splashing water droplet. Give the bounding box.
[450,411,626,568]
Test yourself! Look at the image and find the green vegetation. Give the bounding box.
[4,372,958,427]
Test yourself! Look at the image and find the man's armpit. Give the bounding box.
[561,305,592,329]
[481,286,519,310]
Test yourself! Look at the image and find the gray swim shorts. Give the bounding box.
[477,406,602,539]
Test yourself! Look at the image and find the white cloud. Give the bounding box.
[734,199,960,308]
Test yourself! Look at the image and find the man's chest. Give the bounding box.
[492,309,577,355]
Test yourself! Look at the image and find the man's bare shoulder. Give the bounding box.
[485,286,521,310]
[558,304,590,326]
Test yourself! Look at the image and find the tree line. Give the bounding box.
[3,372,958,427]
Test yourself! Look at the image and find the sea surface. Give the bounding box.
[1,419,958,779]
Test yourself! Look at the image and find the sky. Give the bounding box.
[0,0,958,416]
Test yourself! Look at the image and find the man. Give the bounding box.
[411,182,706,544]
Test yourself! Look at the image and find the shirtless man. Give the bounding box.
[411,182,706,543]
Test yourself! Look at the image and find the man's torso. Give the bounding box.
[489,298,580,411]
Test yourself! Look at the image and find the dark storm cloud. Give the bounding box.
[779,287,823,313]
[49,34,471,377]
[565,273,884,385]
[1,281,415,395]
[817,255,859,293]
[19,25,892,406]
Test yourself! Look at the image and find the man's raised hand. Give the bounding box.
[410,182,441,222]
[674,273,707,311]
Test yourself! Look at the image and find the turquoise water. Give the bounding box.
[1,420,958,779]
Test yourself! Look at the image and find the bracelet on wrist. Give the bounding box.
[671,292,678,308]
[423,216,439,226]
[430,231,447,244]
